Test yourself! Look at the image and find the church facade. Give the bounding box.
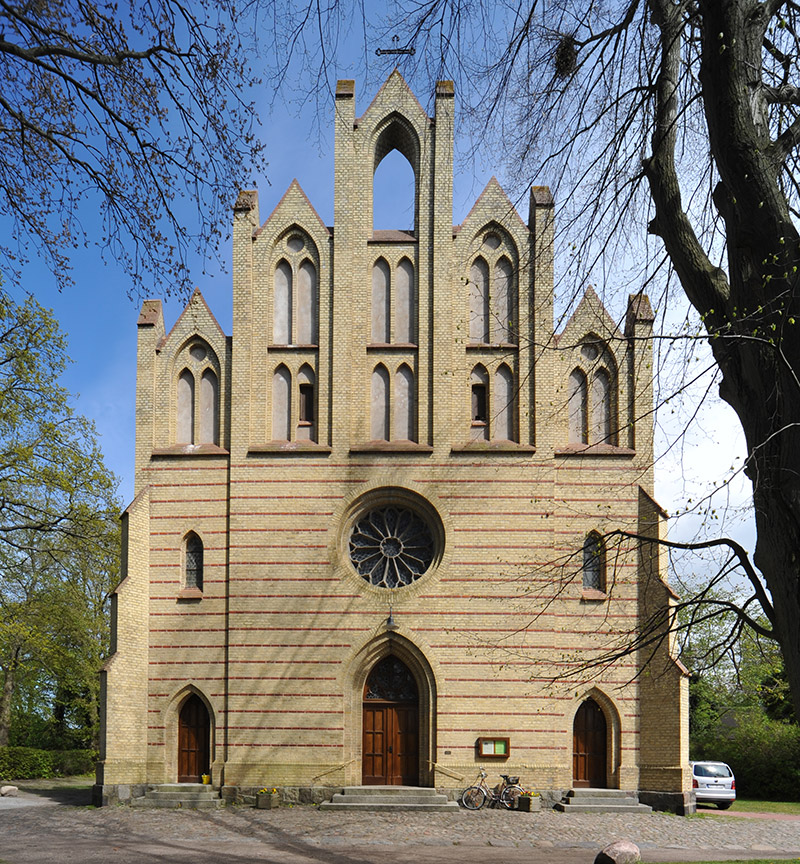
[95,73,690,808]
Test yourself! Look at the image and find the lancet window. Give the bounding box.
[273,232,318,346]
[175,340,220,446]
[371,257,416,344]
[567,339,617,446]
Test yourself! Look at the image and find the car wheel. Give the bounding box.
[716,802,733,810]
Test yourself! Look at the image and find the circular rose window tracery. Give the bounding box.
[349,506,435,588]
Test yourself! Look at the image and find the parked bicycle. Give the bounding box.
[460,768,525,810]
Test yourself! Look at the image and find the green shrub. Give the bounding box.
[693,713,800,800]
[0,747,55,780]
[0,747,97,780]
[50,749,96,776]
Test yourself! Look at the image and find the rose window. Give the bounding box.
[349,507,435,588]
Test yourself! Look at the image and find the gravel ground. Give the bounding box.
[1,781,799,864]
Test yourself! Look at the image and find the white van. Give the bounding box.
[691,760,736,809]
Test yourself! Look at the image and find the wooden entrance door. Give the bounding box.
[362,656,419,785]
[573,699,607,788]
[178,694,210,783]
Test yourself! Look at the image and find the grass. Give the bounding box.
[649,861,800,864]
[697,798,800,815]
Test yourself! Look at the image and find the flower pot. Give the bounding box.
[517,796,540,812]
[201,774,211,785]
[256,792,279,809]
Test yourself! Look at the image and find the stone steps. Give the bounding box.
[554,788,651,814]
[319,785,458,811]
[130,783,223,810]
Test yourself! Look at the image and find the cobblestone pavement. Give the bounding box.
[1,786,799,864]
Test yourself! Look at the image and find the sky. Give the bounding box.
[9,60,754,571]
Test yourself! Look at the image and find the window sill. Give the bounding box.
[248,441,331,455]
[466,342,518,350]
[350,441,433,453]
[367,343,419,350]
[555,443,635,457]
[152,444,229,457]
[451,441,536,454]
[581,588,607,602]
[268,343,319,350]
[177,588,204,601]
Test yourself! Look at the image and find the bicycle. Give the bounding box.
[460,767,525,810]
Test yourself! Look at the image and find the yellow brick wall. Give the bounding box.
[97,72,689,801]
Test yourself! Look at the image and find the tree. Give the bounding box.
[0,293,120,746]
[0,0,264,294]
[341,0,800,721]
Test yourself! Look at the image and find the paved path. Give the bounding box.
[1,784,799,864]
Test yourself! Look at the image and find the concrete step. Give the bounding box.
[131,796,224,809]
[568,788,633,798]
[554,788,652,814]
[554,802,652,813]
[320,785,458,812]
[131,783,223,810]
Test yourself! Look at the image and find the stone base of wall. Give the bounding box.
[92,783,148,806]
[220,785,339,806]
[639,790,695,815]
[94,782,693,815]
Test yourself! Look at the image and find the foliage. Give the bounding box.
[692,712,800,801]
[0,0,265,294]
[0,746,96,780]
[0,293,120,748]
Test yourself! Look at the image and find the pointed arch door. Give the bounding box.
[178,694,210,783]
[362,655,419,785]
[573,698,607,788]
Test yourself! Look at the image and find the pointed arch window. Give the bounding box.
[274,260,292,344]
[371,257,416,345]
[174,340,221,446]
[297,364,316,442]
[177,369,195,444]
[470,365,489,440]
[185,532,204,592]
[493,257,514,343]
[372,118,419,234]
[272,366,292,441]
[469,258,490,343]
[568,369,588,444]
[272,235,319,346]
[394,365,416,442]
[567,340,617,446]
[468,233,518,345]
[470,364,517,442]
[372,259,391,343]
[371,365,390,441]
[199,370,219,445]
[582,532,606,593]
[494,364,515,441]
[395,258,415,343]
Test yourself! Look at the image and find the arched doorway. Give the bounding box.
[362,655,419,785]
[178,694,210,783]
[573,698,607,788]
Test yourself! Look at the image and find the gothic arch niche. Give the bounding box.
[570,689,622,789]
[271,228,320,346]
[345,633,437,788]
[466,225,519,345]
[566,337,618,446]
[371,114,420,236]
[172,338,221,446]
[163,686,215,784]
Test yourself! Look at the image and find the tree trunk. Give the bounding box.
[646,1,800,720]
[0,645,21,747]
